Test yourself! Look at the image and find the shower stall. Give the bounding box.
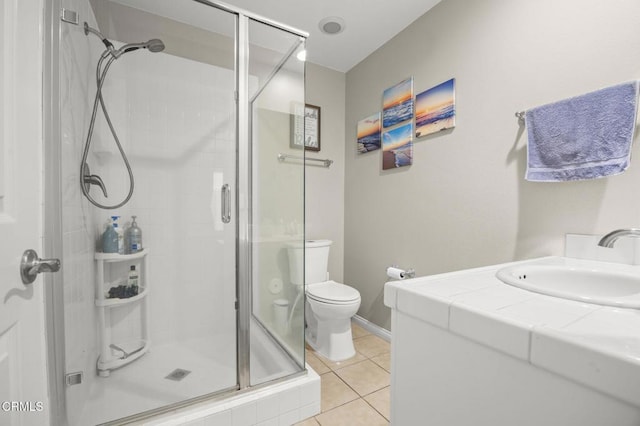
[46,0,310,424]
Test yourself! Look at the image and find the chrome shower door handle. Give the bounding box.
[221,184,231,223]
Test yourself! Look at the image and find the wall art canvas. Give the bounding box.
[382,122,413,170]
[357,112,382,153]
[415,78,456,138]
[382,77,413,128]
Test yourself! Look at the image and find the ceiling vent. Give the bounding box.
[319,17,345,35]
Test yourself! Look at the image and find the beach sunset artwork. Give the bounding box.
[415,78,456,138]
[382,122,413,170]
[382,77,414,128]
[357,112,381,153]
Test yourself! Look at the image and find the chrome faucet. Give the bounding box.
[597,228,640,248]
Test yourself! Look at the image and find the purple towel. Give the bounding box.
[525,81,639,182]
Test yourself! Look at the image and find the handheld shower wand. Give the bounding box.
[84,23,165,58]
[81,23,165,210]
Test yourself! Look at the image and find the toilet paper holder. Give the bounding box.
[386,265,416,280]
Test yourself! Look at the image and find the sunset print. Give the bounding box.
[382,77,414,128]
[415,78,456,138]
[382,122,413,170]
[357,112,381,153]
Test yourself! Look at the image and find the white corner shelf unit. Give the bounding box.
[95,248,150,377]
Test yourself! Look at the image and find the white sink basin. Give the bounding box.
[496,261,640,308]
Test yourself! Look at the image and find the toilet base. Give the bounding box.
[306,318,356,362]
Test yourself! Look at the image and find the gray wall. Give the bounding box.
[345,0,640,330]
[306,63,346,282]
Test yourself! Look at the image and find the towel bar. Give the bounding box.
[277,153,333,168]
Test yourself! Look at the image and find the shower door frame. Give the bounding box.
[193,0,310,391]
[43,0,308,424]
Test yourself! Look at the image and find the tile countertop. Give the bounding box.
[384,256,640,409]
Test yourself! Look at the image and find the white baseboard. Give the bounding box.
[352,315,391,342]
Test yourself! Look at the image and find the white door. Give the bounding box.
[0,0,50,425]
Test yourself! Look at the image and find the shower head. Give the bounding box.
[116,39,165,56]
[146,39,165,53]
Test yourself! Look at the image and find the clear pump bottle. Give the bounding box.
[125,215,143,254]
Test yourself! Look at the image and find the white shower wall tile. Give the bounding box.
[256,394,280,423]
[202,410,233,426]
[277,410,300,426]
[232,402,258,426]
[256,419,278,426]
[298,402,321,421]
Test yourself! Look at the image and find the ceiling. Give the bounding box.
[221,0,442,72]
[108,0,442,72]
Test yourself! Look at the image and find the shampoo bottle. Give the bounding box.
[101,219,118,253]
[125,215,143,254]
[111,216,124,254]
[128,265,139,295]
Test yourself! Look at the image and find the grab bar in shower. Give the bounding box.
[277,153,333,168]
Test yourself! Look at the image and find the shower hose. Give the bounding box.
[80,49,135,210]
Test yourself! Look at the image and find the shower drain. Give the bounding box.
[165,368,191,381]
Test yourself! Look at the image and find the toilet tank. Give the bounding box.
[287,240,332,285]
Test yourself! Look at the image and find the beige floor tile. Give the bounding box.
[316,351,367,372]
[334,360,390,397]
[315,399,388,426]
[364,386,390,421]
[353,335,390,358]
[320,372,359,412]
[370,352,391,372]
[351,322,370,339]
[295,417,320,426]
[306,350,331,374]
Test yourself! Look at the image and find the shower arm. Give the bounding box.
[84,22,116,57]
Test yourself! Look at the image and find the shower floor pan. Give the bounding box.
[76,325,299,426]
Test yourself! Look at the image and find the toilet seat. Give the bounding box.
[306,280,360,305]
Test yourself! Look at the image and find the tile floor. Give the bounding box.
[295,322,391,426]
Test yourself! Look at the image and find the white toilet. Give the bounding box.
[287,240,361,361]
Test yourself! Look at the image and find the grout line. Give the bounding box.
[369,356,390,373]
[333,367,361,396]
[308,328,391,425]
[362,394,390,422]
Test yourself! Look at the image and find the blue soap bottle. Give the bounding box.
[101,219,118,253]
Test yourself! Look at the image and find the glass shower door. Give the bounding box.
[58,1,238,424]
[246,17,306,386]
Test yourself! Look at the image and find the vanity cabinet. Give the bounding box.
[385,257,640,426]
[95,249,150,377]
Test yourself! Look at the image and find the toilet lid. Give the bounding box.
[306,281,360,304]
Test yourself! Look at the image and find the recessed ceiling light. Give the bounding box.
[319,17,345,35]
[296,50,307,61]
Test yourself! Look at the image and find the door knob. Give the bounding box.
[20,249,61,285]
